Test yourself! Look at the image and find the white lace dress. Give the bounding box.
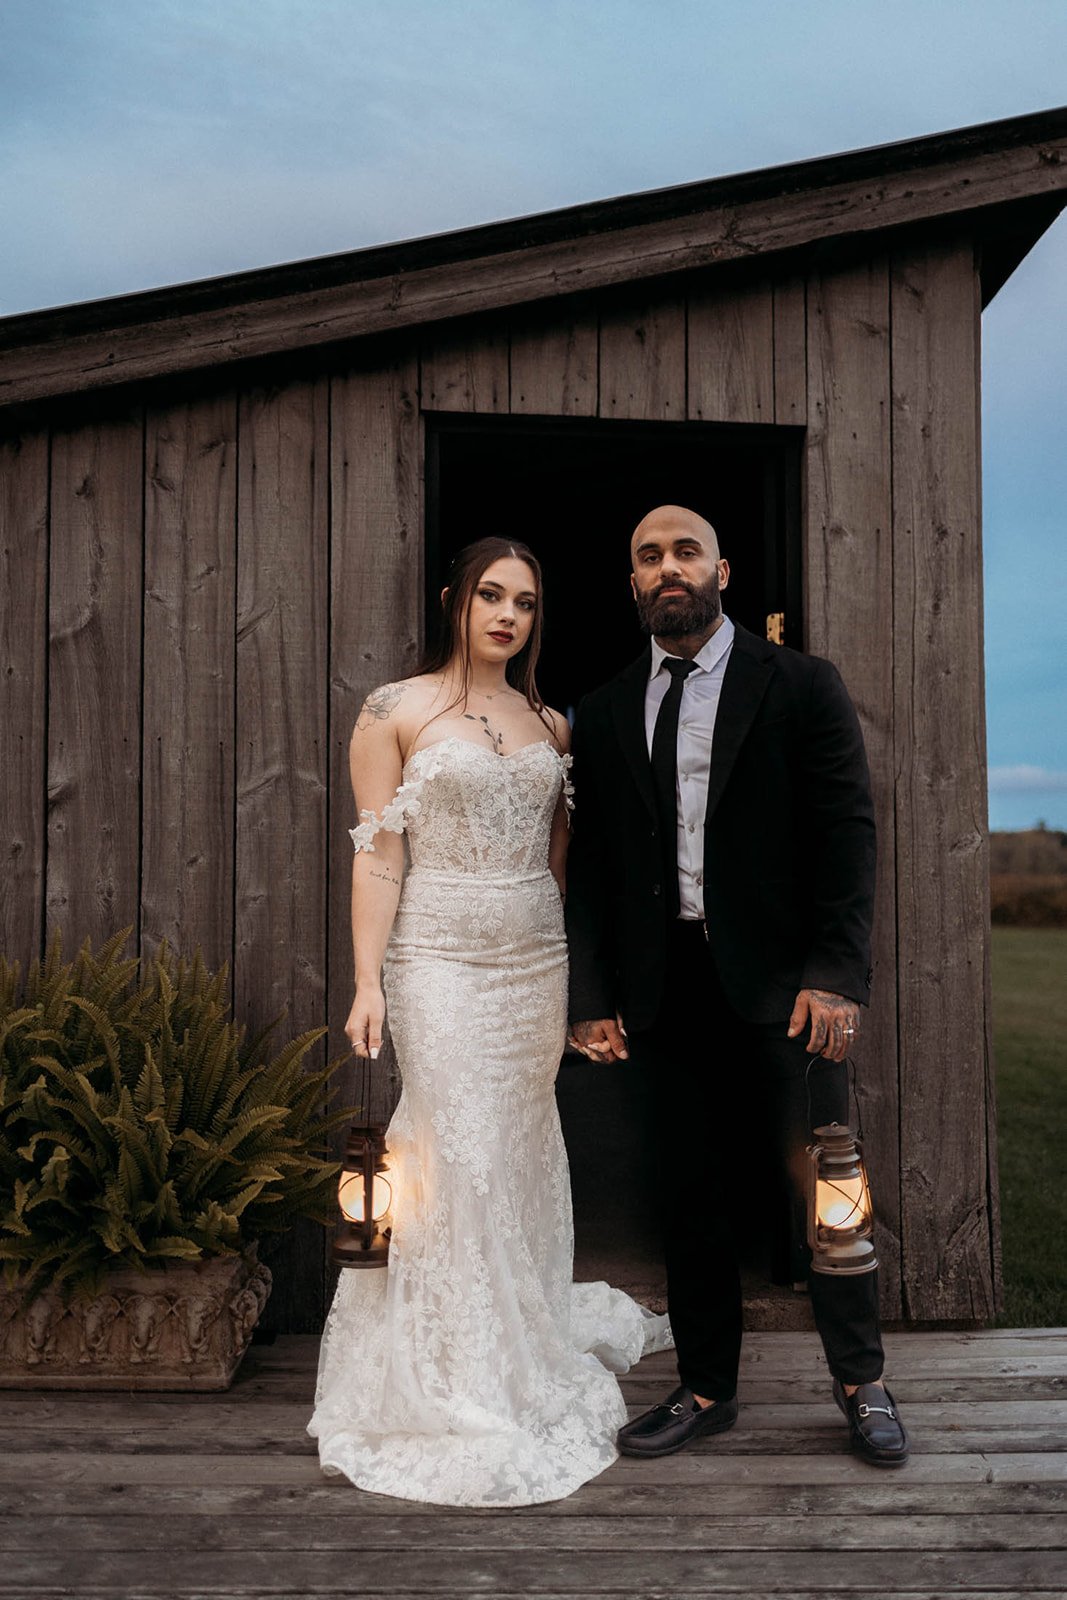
[307,735,671,1506]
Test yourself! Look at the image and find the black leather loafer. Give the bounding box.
[617,1386,739,1458]
[833,1378,909,1466]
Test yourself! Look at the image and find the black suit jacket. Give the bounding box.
[565,623,876,1031]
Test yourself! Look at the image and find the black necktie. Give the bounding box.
[651,657,698,919]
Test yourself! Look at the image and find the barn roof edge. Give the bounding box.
[2,104,1065,411]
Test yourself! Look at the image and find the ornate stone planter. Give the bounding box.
[0,1248,271,1391]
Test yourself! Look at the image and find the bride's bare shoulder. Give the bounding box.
[353,674,447,740]
[542,704,572,754]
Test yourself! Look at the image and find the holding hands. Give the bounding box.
[569,1017,629,1063]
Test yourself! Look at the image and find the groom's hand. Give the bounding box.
[788,988,860,1062]
[569,1017,629,1063]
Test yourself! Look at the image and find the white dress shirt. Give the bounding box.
[644,617,735,920]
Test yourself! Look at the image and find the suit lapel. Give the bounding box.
[704,626,776,825]
[609,648,657,820]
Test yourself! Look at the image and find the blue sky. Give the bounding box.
[2,0,1064,829]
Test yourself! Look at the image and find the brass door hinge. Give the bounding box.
[766,611,785,645]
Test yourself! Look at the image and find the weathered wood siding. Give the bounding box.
[805,258,901,1317]
[0,244,996,1328]
[891,240,996,1321]
[0,432,48,965]
[143,394,237,974]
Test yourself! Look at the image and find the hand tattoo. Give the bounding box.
[357,682,407,729]
[806,989,860,1059]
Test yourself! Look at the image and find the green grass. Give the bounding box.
[992,926,1067,1327]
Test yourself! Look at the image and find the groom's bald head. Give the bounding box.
[630,504,720,564]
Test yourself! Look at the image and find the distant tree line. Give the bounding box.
[989,828,1067,927]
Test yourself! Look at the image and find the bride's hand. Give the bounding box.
[346,986,386,1060]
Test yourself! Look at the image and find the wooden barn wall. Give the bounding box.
[0,244,994,1329]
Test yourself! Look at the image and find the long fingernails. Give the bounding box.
[370,1047,379,1060]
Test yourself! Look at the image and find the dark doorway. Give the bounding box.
[424,412,805,1301]
[425,413,804,718]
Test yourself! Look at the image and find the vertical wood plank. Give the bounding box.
[598,294,685,420]
[47,412,143,951]
[975,289,1003,1317]
[420,321,508,412]
[891,240,994,1322]
[0,431,49,964]
[773,276,808,425]
[805,257,901,1320]
[510,301,597,415]
[329,349,422,1142]
[687,277,773,423]
[236,377,329,1332]
[142,395,237,975]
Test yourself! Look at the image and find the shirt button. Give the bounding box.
[687,823,695,833]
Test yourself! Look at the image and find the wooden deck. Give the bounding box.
[1,1328,1065,1598]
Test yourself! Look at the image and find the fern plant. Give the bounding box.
[0,926,353,1301]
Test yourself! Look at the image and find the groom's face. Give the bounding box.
[630,518,729,638]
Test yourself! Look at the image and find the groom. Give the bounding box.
[565,504,908,1466]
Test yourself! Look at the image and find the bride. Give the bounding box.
[307,536,671,1506]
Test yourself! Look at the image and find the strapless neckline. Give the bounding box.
[404,735,565,777]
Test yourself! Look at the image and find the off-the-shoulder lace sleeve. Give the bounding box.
[349,745,445,854]
[560,752,575,814]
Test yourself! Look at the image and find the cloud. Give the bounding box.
[988,766,1067,794]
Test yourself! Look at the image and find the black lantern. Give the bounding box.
[333,1125,394,1269]
[807,1122,877,1276]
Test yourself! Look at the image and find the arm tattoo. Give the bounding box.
[369,868,401,888]
[357,682,407,730]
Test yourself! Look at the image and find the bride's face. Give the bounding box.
[462,557,538,665]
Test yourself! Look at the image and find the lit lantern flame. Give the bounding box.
[816,1173,868,1231]
[339,1170,393,1224]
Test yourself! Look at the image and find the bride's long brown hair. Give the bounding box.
[418,537,558,742]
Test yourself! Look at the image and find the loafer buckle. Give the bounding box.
[668,1402,686,1415]
[857,1402,895,1419]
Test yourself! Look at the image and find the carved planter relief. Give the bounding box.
[0,1248,271,1391]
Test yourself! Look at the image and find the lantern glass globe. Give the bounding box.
[339,1171,393,1224]
[816,1172,868,1231]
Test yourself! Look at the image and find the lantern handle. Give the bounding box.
[804,1054,865,1143]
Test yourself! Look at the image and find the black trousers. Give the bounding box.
[627,919,884,1401]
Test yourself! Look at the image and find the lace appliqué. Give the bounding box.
[559,751,575,815]
[348,745,447,854]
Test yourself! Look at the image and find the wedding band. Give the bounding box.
[844,1027,855,1036]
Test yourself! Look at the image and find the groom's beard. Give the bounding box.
[634,572,722,637]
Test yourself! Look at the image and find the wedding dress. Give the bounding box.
[307,734,671,1506]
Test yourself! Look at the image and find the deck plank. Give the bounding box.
[1,1547,1065,1593]
[1,1511,1064,1552]
[2,1481,1063,1517]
